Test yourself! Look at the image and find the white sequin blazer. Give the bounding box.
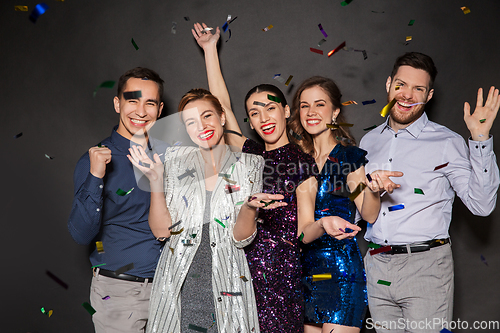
[147,146,263,333]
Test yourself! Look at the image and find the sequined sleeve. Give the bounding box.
[341,146,368,175]
[242,138,265,156]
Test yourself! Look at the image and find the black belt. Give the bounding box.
[95,268,153,283]
[369,238,450,255]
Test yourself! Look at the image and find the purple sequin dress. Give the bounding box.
[243,139,318,333]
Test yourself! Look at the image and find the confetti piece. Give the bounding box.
[14,132,23,138]
[321,208,330,212]
[222,21,229,32]
[312,273,332,281]
[225,184,240,194]
[267,94,281,103]
[244,118,249,122]
[123,90,142,100]
[115,263,134,275]
[82,302,96,315]
[480,254,488,266]
[318,24,328,38]
[327,41,346,57]
[260,200,276,207]
[377,279,391,286]
[240,275,248,282]
[93,80,115,97]
[253,101,266,107]
[48,309,53,317]
[102,295,110,300]
[91,263,106,268]
[235,201,244,206]
[380,98,396,117]
[171,21,177,34]
[214,218,226,228]
[461,6,470,14]
[310,48,324,55]
[262,24,273,32]
[326,122,353,129]
[408,19,415,26]
[183,195,188,207]
[298,232,304,242]
[45,154,54,160]
[116,187,134,196]
[339,228,345,233]
[224,29,232,42]
[96,241,104,254]
[369,245,392,255]
[220,291,243,296]
[285,75,293,86]
[182,239,193,246]
[440,329,452,333]
[168,220,182,230]
[362,50,368,60]
[345,228,354,233]
[219,173,231,178]
[289,129,302,140]
[341,0,353,6]
[348,183,366,201]
[318,38,327,46]
[178,168,196,180]
[224,129,243,137]
[341,100,357,106]
[433,162,449,171]
[169,247,174,254]
[388,203,405,212]
[479,119,486,123]
[363,125,377,131]
[15,6,28,11]
[368,243,381,249]
[184,16,190,21]
[29,3,49,23]
[170,227,184,235]
[131,38,139,50]
[41,307,46,314]
[414,188,424,195]
[366,173,372,182]
[362,99,376,105]
[406,36,412,42]
[188,324,208,333]
[407,102,424,106]
[248,196,257,202]
[221,215,230,221]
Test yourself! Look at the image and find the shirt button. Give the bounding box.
[211,242,216,247]
[99,185,103,189]
[217,297,222,302]
[395,134,398,138]
[475,145,479,149]
[485,169,488,173]
[384,240,388,243]
[482,145,486,149]
[389,158,392,162]
[96,208,100,212]
[382,212,386,216]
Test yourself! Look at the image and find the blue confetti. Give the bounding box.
[362,99,376,105]
[30,3,49,23]
[388,203,405,212]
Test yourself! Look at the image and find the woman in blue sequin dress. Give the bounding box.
[192,24,362,332]
[289,77,401,333]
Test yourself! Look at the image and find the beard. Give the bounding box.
[388,98,426,126]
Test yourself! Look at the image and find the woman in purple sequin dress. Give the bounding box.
[191,23,361,332]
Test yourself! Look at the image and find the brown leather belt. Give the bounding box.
[369,238,450,255]
[94,268,153,283]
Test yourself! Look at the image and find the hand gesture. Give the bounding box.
[127,146,164,191]
[89,145,112,178]
[464,86,500,141]
[320,216,361,240]
[246,193,287,210]
[366,170,403,194]
[192,22,220,51]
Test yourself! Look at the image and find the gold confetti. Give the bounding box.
[96,241,104,254]
[461,6,471,14]
[380,98,396,117]
[312,273,332,281]
[14,5,28,11]
[348,182,366,201]
[170,227,184,235]
[262,24,273,32]
[406,36,412,42]
[341,100,357,106]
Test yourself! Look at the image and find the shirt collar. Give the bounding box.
[380,112,428,138]
[110,125,152,153]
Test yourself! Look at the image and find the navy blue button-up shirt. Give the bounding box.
[68,127,165,278]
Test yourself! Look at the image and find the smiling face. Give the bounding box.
[299,86,340,136]
[182,99,226,149]
[246,91,290,150]
[114,77,163,140]
[386,65,434,130]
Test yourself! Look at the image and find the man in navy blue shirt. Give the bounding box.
[68,67,165,333]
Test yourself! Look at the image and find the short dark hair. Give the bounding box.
[244,84,287,113]
[117,67,164,101]
[391,52,438,89]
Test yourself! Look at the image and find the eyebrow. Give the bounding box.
[394,79,427,90]
[183,109,212,123]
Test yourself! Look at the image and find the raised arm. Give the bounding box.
[464,86,500,141]
[192,22,247,149]
[127,146,173,238]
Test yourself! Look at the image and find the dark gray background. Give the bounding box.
[2,0,499,332]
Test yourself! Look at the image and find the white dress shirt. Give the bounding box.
[360,112,499,245]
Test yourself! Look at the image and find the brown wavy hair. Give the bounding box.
[178,88,224,119]
[289,76,356,156]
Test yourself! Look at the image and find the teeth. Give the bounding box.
[262,124,275,131]
[397,101,412,107]
[199,131,213,139]
[131,119,147,124]
[307,119,320,124]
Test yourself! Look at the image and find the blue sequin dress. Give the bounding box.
[301,144,368,328]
